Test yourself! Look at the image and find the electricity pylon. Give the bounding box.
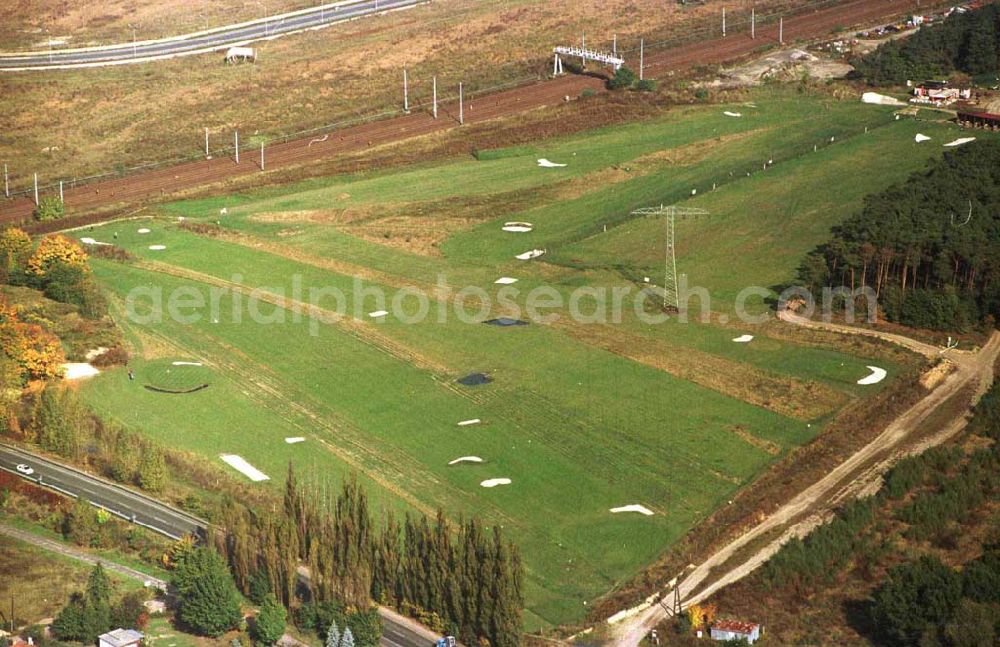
[630,204,709,311]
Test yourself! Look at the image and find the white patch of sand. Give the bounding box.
[148,245,166,251]
[857,365,887,385]
[723,111,742,117]
[494,277,518,285]
[537,159,566,168]
[502,221,534,233]
[457,419,481,426]
[284,437,306,444]
[61,363,99,380]
[944,137,976,147]
[448,456,484,465]
[515,249,545,260]
[610,504,655,516]
[80,237,111,246]
[480,478,511,488]
[915,133,931,143]
[137,228,151,234]
[171,361,203,366]
[368,310,389,318]
[220,454,270,481]
[732,334,754,343]
[861,92,904,106]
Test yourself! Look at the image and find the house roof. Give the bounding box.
[712,620,760,634]
[98,629,144,646]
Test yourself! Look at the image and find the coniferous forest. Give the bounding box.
[798,141,1000,331]
[852,3,1000,85]
[212,465,524,647]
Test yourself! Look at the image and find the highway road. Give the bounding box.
[0,0,425,70]
[0,443,206,540]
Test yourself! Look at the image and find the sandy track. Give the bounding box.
[610,318,1000,647]
[0,0,930,225]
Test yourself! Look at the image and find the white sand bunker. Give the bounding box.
[148,245,166,251]
[723,111,742,117]
[220,454,270,481]
[449,456,484,465]
[457,419,481,426]
[610,504,655,516]
[284,437,306,444]
[515,249,545,260]
[502,221,534,233]
[861,92,904,106]
[480,478,511,488]
[80,237,111,246]
[537,159,566,168]
[172,361,203,366]
[857,365,887,385]
[915,134,931,143]
[61,363,99,380]
[732,334,754,343]
[368,310,388,318]
[495,277,518,285]
[137,228,151,234]
[944,137,976,147]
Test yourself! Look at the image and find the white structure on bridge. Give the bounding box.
[552,45,624,75]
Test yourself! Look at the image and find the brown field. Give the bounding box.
[0,0,813,189]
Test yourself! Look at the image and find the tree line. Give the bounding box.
[212,465,524,647]
[853,3,1000,85]
[798,140,1000,330]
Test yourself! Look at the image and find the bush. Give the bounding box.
[637,79,657,92]
[871,556,963,645]
[250,594,286,645]
[607,66,637,90]
[91,346,130,367]
[173,547,243,637]
[33,196,65,221]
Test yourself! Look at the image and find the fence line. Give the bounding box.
[1,0,902,201]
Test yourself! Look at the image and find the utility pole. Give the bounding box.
[459,82,464,125]
[260,141,265,170]
[59,180,63,204]
[751,7,756,39]
[234,131,240,163]
[403,68,409,112]
[639,38,644,81]
[205,127,210,157]
[432,76,438,119]
[3,164,8,198]
[613,33,617,56]
[722,7,726,37]
[33,173,38,205]
[779,16,784,44]
[133,28,137,57]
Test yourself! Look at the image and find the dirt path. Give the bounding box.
[0,519,168,589]
[608,318,1000,646]
[0,0,932,225]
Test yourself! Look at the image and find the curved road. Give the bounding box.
[0,443,206,540]
[0,0,425,70]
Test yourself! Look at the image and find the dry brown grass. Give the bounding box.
[0,0,806,190]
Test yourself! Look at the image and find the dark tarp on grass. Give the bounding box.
[457,373,492,386]
[483,317,529,327]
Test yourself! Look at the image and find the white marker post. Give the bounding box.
[459,82,464,125]
[204,127,209,157]
[722,7,726,37]
[234,131,240,163]
[751,8,756,39]
[403,68,409,112]
[639,38,645,81]
[260,141,265,171]
[613,33,617,56]
[3,164,8,198]
[59,180,63,204]
[779,17,784,44]
[33,173,38,206]
[432,76,438,119]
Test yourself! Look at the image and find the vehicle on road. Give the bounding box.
[15,464,34,475]
[435,636,456,647]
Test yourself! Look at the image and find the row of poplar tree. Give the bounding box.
[212,465,524,647]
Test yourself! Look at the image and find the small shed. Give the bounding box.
[710,620,762,644]
[97,629,144,647]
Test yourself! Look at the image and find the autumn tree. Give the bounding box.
[31,386,88,459]
[138,447,167,492]
[0,227,32,282]
[27,234,88,277]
